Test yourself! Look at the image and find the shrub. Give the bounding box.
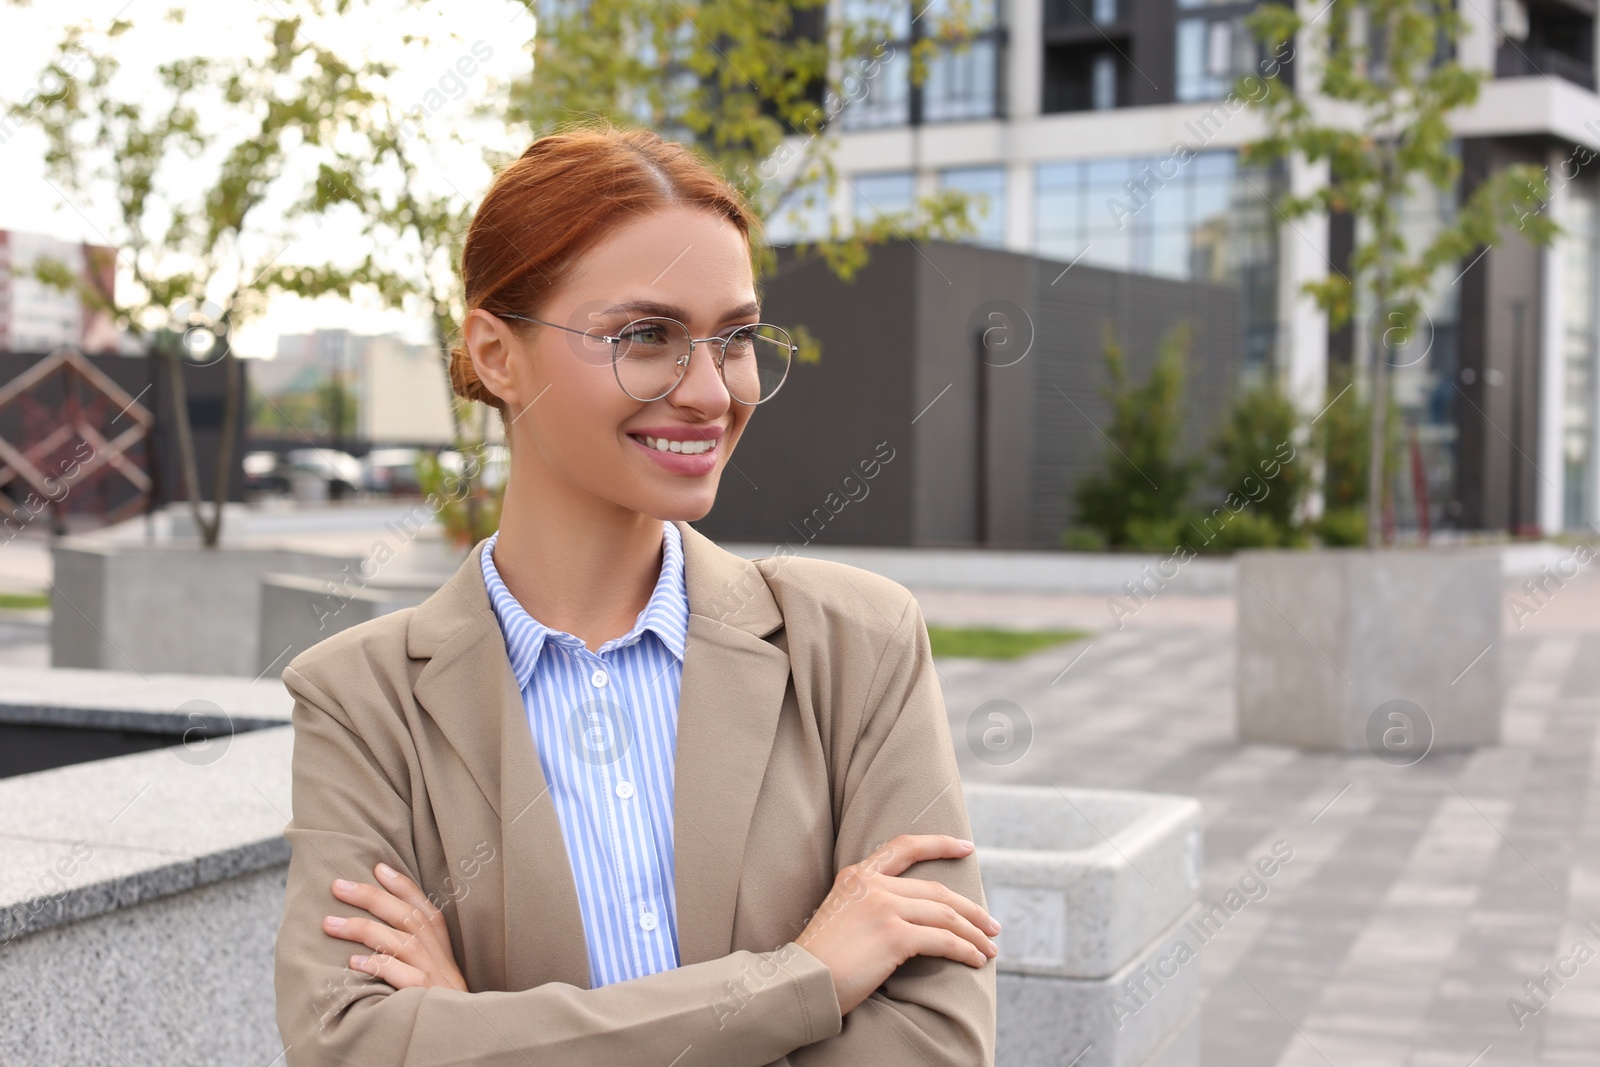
[1061,526,1108,551]
[1173,509,1281,554]
[416,450,503,549]
[1071,322,1199,548]
[1124,516,1187,552]
[1319,366,1369,513]
[1212,380,1308,543]
[1205,509,1283,552]
[1314,507,1368,546]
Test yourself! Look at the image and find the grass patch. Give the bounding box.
[0,591,49,610]
[925,625,1088,660]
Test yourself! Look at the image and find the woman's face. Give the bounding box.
[465,204,762,522]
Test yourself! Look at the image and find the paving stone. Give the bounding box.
[922,574,1600,1065]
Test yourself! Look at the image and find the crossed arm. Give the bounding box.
[273,596,995,1066]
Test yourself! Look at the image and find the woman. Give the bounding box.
[273,123,999,1067]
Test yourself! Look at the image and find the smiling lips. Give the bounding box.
[627,425,723,456]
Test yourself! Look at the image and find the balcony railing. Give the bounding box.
[1496,43,1596,89]
[1044,0,1118,29]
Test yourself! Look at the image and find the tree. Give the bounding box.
[506,0,992,291]
[14,7,388,546]
[294,95,493,539]
[287,0,999,545]
[1071,323,1199,549]
[1213,380,1310,542]
[1240,0,1559,546]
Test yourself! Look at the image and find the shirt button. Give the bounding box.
[591,669,608,688]
[616,781,635,799]
[640,910,658,931]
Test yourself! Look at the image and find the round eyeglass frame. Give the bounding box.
[495,311,795,405]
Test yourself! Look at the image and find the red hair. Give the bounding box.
[449,122,760,412]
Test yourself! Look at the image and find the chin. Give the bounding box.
[653,487,720,523]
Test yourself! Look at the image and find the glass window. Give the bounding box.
[840,0,1002,127]
[765,177,831,244]
[1092,54,1118,109]
[923,38,998,121]
[940,166,1007,247]
[1176,12,1260,101]
[841,45,913,128]
[1035,161,1085,260]
[1562,175,1597,527]
[1034,147,1286,375]
[852,171,917,227]
[920,0,997,29]
[841,0,911,38]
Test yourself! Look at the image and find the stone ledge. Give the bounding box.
[0,664,292,733]
[0,723,293,944]
[968,783,1202,980]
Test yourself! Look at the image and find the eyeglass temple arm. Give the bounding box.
[497,312,620,344]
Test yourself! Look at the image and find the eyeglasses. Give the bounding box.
[496,312,795,405]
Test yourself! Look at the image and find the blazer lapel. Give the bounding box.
[404,521,790,991]
[408,542,592,992]
[669,520,790,966]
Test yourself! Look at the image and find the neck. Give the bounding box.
[490,462,666,653]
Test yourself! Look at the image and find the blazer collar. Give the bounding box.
[406,520,793,992]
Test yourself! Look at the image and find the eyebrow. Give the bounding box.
[602,299,761,325]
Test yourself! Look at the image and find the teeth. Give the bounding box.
[634,434,714,455]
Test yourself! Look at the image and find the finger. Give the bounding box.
[878,876,1000,934]
[323,914,428,966]
[861,834,975,879]
[352,951,427,990]
[373,863,448,928]
[893,895,998,962]
[894,918,992,969]
[331,878,449,957]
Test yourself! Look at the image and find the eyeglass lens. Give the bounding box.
[612,318,791,404]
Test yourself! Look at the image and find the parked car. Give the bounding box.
[286,448,362,499]
[361,448,424,495]
[437,444,509,491]
[242,450,290,496]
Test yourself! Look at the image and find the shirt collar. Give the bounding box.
[480,520,688,689]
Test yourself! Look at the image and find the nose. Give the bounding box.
[667,338,734,414]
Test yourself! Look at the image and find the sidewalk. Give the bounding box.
[938,569,1600,1066]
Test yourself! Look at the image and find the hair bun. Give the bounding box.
[448,343,501,408]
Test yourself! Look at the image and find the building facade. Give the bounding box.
[261,330,459,447]
[0,230,123,356]
[764,0,1600,534]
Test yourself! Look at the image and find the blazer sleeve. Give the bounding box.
[787,592,998,1066]
[273,663,844,1067]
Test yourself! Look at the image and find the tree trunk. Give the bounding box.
[163,335,239,549]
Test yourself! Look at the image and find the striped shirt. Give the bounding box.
[479,521,687,987]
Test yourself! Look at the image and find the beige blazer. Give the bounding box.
[273,519,996,1066]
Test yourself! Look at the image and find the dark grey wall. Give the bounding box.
[1458,136,1550,533]
[697,240,1242,549]
[1024,260,1242,547]
[909,242,1038,546]
[0,350,249,524]
[693,243,919,547]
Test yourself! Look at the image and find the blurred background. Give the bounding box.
[2,1,1599,1065]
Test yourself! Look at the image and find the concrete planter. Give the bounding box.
[0,669,294,1067]
[0,674,1203,1067]
[1235,547,1502,754]
[50,538,363,677]
[258,572,442,676]
[966,783,1203,1067]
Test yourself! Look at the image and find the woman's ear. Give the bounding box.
[463,308,520,406]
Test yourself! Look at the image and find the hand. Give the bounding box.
[323,862,468,992]
[795,834,1000,1016]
